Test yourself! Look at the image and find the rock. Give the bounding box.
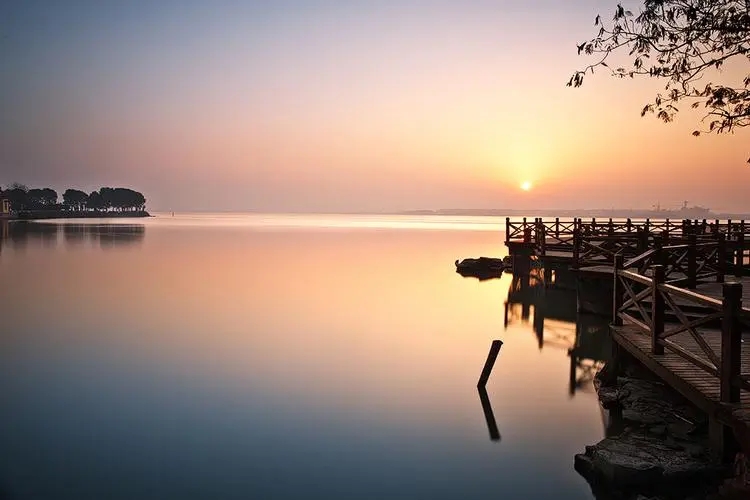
[454,257,506,281]
[598,385,621,409]
[649,425,667,437]
[575,431,721,488]
[577,369,725,499]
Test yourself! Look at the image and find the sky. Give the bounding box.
[1,0,749,213]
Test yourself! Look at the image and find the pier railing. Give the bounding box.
[612,256,750,403]
[505,217,750,277]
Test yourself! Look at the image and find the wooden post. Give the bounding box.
[687,233,697,289]
[645,218,650,234]
[637,227,648,253]
[613,254,624,327]
[573,228,580,267]
[505,217,510,242]
[736,221,745,277]
[555,217,560,238]
[666,218,670,237]
[651,265,665,355]
[523,217,530,243]
[720,282,742,404]
[717,233,726,283]
[608,218,614,237]
[477,340,503,387]
[539,223,546,256]
[714,219,720,236]
[477,387,500,442]
[626,218,632,233]
[592,217,597,235]
[653,234,664,268]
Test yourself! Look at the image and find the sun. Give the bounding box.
[520,181,533,191]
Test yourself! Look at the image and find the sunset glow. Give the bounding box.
[0,1,748,212]
[521,181,533,192]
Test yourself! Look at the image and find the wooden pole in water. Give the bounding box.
[477,387,501,442]
[477,340,503,388]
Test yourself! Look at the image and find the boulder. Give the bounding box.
[577,365,725,499]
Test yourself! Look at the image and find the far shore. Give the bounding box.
[7,210,151,220]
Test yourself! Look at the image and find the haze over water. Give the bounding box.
[0,214,606,499]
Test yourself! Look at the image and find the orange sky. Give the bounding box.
[1,1,748,212]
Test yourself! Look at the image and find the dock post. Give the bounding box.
[523,217,530,243]
[666,218,670,238]
[626,218,632,233]
[477,340,503,388]
[505,217,510,242]
[651,265,665,355]
[717,233,726,283]
[653,234,664,267]
[687,233,697,289]
[608,218,614,237]
[736,221,745,277]
[720,282,742,404]
[572,228,580,267]
[538,222,546,256]
[645,218,650,235]
[555,217,560,238]
[612,254,624,327]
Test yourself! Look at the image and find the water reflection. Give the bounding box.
[477,387,501,442]
[0,221,145,253]
[0,218,606,499]
[503,264,612,398]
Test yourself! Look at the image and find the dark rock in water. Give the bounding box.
[577,365,726,499]
[455,256,505,269]
[454,257,507,280]
[575,433,720,488]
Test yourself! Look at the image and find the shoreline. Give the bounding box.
[7,210,151,220]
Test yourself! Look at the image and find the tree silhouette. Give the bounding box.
[569,1,750,162]
[62,189,89,211]
[3,184,146,214]
[26,188,57,208]
[5,187,29,212]
[87,191,103,211]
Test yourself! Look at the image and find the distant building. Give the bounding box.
[0,190,11,217]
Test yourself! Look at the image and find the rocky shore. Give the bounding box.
[574,362,743,500]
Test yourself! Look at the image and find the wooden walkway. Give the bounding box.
[614,326,750,429]
[504,217,750,458]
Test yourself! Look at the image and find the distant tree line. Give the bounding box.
[3,184,147,213]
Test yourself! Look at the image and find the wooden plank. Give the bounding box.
[612,325,750,434]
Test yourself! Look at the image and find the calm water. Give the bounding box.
[0,214,607,500]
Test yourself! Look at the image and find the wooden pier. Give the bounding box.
[505,217,750,460]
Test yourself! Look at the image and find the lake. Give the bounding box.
[0,214,608,499]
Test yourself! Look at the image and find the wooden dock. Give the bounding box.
[613,325,750,423]
[504,217,750,460]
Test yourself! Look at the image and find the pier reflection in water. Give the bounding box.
[502,263,612,431]
[472,262,607,446]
